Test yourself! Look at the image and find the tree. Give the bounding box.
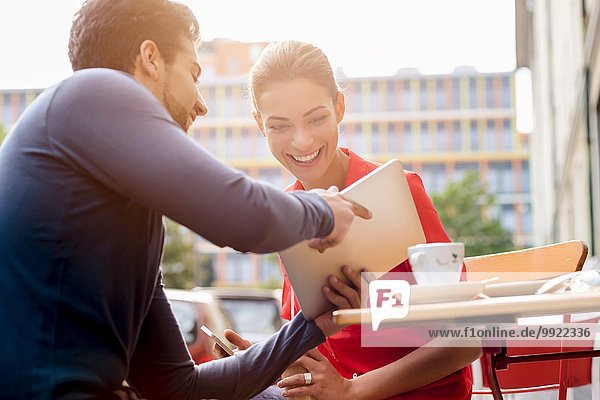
[430,171,514,257]
[162,218,214,289]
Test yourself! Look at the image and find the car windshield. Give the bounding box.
[170,301,197,344]
[219,299,280,337]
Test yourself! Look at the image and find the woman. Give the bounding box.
[248,40,481,399]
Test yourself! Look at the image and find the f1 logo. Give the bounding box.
[368,280,410,331]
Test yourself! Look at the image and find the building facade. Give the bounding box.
[0,39,531,286]
[516,0,600,257]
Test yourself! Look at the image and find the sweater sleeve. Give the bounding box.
[128,274,325,400]
[45,69,333,253]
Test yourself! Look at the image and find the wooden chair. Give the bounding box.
[463,240,593,400]
[465,240,588,282]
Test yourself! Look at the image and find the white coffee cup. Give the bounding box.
[408,242,465,286]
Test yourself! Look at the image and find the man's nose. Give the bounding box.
[195,91,208,117]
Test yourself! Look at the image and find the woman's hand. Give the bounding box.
[313,265,374,337]
[277,348,354,399]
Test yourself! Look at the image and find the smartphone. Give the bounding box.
[200,325,235,356]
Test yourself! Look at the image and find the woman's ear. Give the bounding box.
[253,112,266,137]
[335,92,346,124]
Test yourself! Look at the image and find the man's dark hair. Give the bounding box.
[69,0,200,73]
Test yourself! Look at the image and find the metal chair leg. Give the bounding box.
[557,314,571,400]
[484,351,504,400]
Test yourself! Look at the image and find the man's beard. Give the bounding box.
[163,80,190,132]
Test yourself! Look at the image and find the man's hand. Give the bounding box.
[212,329,252,359]
[313,265,373,337]
[309,186,371,252]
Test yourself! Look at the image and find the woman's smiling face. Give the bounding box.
[254,78,344,186]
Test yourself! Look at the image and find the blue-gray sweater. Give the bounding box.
[0,69,331,399]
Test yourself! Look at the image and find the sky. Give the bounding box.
[0,0,531,131]
[0,0,517,90]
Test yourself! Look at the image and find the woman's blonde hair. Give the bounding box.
[248,40,341,114]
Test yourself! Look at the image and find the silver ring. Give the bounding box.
[303,372,313,385]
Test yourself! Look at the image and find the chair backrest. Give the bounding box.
[464,240,588,282]
[468,240,592,396]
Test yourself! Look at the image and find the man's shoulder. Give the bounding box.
[60,68,143,91]
[70,68,137,85]
[51,68,160,117]
[59,68,150,101]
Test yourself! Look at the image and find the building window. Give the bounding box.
[401,81,411,111]
[240,129,250,158]
[435,79,445,110]
[419,80,428,110]
[253,127,269,157]
[387,123,398,153]
[502,76,511,107]
[500,204,516,232]
[224,86,234,116]
[419,164,447,193]
[486,77,495,108]
[370,81,379,111]
[386,80,396,111]
[402,123,413,153]
[435,122,446,152]
[501,119,513,150]
[204,86,216,117]
[455,162,479,181]
[486,120,496,151]
[351,84,362,113]
[453,121,462,151]
[2,93,11,125]
[470,121,479,151]
[469,78,478,109]
[226,253,254,283]
[420,122,430,153]
[18,93,26,115]
[452,78,461,109]
[371,123,381,154]
[522,203,533,234]
[521,160,530,193]
[487,161,514,194]
[353,129,366,153]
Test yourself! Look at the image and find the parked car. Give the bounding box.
[165,288,234,364]
[195,287,284,343]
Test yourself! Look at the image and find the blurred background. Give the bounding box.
[0,0,597,294]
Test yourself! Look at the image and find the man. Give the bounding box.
[0,0,370,398]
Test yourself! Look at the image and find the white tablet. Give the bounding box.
[279,159,426,320]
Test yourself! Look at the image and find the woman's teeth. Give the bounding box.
[292,148,320,162]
